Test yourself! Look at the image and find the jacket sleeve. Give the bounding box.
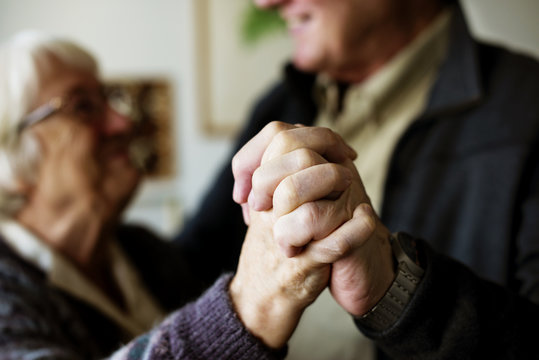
[356,239,539,359]
[0,245,285,360]
[109,274,286,360]
[357,143,539,359]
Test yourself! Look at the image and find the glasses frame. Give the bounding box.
[17,97,65,134]
[16,88,134,135]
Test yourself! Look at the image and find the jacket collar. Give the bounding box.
[283,63,318,125]
[422,4,483,118]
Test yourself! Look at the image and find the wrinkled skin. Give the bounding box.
[230,122,394,348]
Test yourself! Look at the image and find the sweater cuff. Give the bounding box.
[167,273,287,360]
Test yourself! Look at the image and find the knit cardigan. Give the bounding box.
[0,238,285,360]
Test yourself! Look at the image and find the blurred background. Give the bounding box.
[1,0,537,238]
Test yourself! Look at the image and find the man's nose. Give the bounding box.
[99,106,133,135]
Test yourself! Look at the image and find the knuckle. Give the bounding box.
[297,202,318,229]
[355,205,377,234]
[275,176,300,207]
[265,121,288,137]
[320,126,334,137]
[274,217,301,248]
[251,167,263,190]
[294,148,319,169]
[277,236,290,253]
[343,183,362,212]
[328,128,343,144]
[319,126,338,143]
[231,153,241,175]
[325,163,341,181]
[272,130,291,150]
[332,233,353,256]
[273,221,286,244]
[363,214,377,234]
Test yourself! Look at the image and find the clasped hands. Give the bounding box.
[229,122,395,349]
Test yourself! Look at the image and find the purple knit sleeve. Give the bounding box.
[109,274,287,360]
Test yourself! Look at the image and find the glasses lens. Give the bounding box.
[107,88,134,118]
[69,93,106,120]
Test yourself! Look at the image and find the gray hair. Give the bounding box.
[0,30,99,217]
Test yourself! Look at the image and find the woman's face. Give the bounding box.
[28,58,141,219]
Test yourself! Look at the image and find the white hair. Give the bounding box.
[0,30,99,217]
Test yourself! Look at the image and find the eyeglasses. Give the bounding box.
[17,88,134,134]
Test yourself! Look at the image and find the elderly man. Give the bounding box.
[0,31,377,359]
[176,0,539,358]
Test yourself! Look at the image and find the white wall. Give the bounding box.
[461,0,539,57]
[0,0,537,237]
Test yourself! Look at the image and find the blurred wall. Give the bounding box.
[0,0,233,236]
[461,0,539,57]
[0,0,537,237]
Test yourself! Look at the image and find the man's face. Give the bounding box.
[255,0,403,80]
[29,59,141,219]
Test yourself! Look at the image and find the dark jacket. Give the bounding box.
[175,4,539,359]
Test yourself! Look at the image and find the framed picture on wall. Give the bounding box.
[105,77,175,178]
[195,0,291,136]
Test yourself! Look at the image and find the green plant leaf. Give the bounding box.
[241,3,286,46]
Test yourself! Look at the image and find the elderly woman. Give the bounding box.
[0,31,375,359]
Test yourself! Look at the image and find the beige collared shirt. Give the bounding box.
[316,11,451,213]
[286,9,452,360]
[0,219,165,338]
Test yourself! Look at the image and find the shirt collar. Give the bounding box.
[423,4,483,117]
[0,219,164,336]
[0,219,54,272]
[315,8,452,132]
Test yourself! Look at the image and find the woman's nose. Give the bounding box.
[99,106,133,136]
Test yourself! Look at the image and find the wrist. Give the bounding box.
[229,275,301,349]
[356,232,425,331]
[366,226,397,311]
